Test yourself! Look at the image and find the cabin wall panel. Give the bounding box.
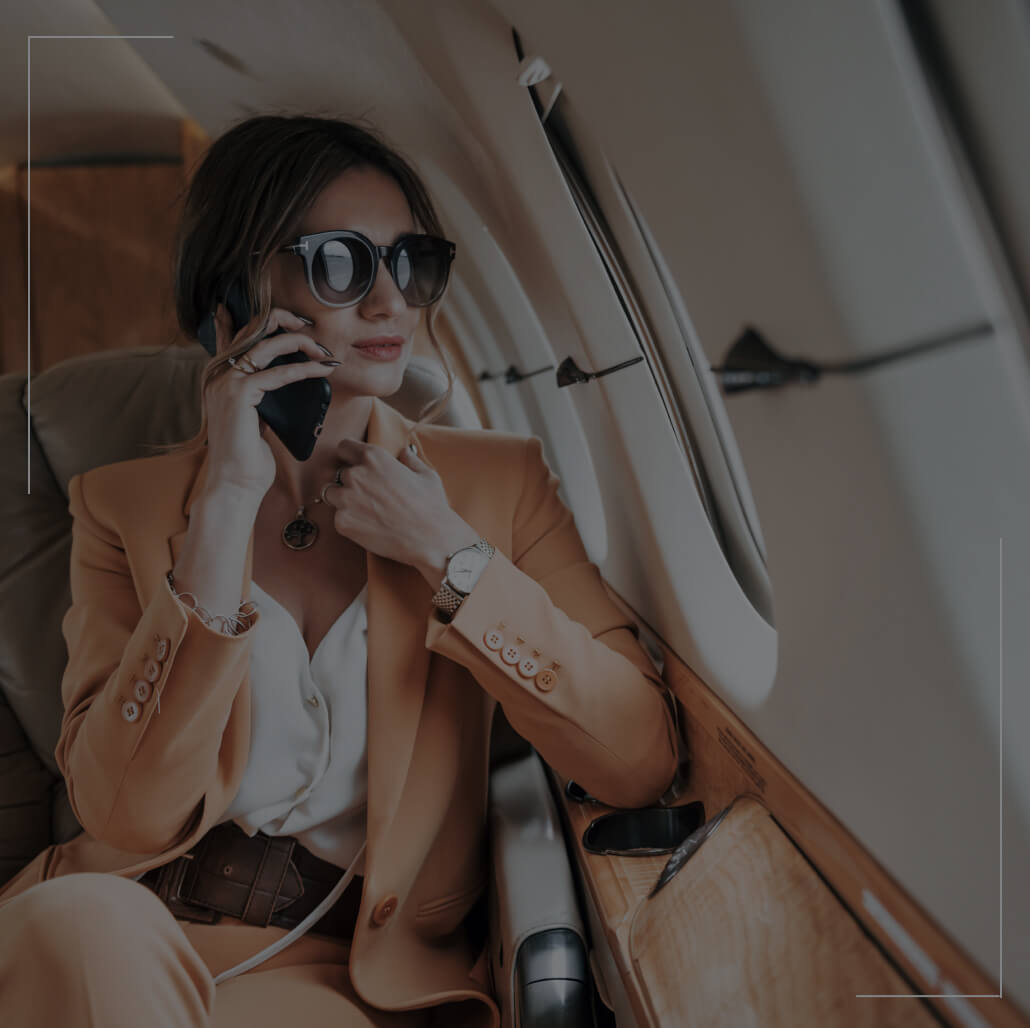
[24,163,184,370]
[730,0,1030,1002]
[0,166,29,375]
[2,161,189,377]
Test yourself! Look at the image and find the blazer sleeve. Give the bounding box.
[425,436,680,809]
[54,472,259,854]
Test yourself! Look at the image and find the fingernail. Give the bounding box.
[320,359,341,366]
[297,315,315,325]
[316,342,333,356]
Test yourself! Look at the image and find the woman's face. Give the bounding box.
[270,165,424,400]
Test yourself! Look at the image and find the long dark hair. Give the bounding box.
[172,114,454,452]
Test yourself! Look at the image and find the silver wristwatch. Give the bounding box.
[431,539,495,621]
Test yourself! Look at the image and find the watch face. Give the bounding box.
[447,546,490,594]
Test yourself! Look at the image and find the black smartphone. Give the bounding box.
[196,282,331,461]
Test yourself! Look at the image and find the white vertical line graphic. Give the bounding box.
[25,35,30,494]
[999,535,1003,998]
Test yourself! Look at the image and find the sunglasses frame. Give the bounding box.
[278,230,456,309]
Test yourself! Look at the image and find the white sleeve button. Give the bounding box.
[517,656,540,678]
[143,658,161,683]
[121,700,141,723]
[154,638,169,661]
[132,679,153,703]
[483,629,504,651]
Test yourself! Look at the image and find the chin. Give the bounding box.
[341,360,411,400]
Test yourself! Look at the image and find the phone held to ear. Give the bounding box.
[196,282,331,462]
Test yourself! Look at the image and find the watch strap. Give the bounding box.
[431,539,495,620]
[431,581,466,619]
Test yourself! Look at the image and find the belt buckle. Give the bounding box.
[163,853,222,925]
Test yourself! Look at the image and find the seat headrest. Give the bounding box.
[28,344,479,493]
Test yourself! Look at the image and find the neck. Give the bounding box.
[268,394,375,508]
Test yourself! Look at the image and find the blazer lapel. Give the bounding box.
[362,399,435,855]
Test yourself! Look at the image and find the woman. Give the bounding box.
[0,115,679,1027]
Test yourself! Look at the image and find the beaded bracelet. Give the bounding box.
[166,570,258,637]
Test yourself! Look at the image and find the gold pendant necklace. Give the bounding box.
[282,500,322,551]
[281,471,341,552]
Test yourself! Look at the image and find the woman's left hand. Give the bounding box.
[322,438,481,588]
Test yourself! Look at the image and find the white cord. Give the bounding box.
[211,838,367,985]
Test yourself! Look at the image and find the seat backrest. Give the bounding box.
[0,343,480,885]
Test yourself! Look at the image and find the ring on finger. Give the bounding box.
[238,354,261,373]
[334,466,344,486]
[227,356,253,375]
[319,482,335,504]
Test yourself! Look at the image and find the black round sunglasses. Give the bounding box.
[279,230,456,308]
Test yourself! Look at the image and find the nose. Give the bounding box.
[359,252,407,318]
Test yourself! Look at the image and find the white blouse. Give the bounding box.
[219,580,370,873]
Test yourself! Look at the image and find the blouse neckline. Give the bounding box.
[249,579,368,667]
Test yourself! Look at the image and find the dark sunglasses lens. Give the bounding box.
[312,237,375,304]
[394,236,452,306]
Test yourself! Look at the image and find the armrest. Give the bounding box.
[488,751,593,1028]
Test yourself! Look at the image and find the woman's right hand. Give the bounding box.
[200,305,339,502]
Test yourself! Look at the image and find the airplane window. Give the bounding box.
[515,32,775,625]
[418,161,611,563]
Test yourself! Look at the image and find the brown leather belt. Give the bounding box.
[140,821,363,940]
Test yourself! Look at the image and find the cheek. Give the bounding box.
[403,307,424,338]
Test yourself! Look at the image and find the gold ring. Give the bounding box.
[238,354,261,373]
[226,356,253,375]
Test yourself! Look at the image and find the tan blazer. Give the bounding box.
[0,396,679,1025]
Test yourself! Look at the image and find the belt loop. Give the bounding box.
[241,834,297,926]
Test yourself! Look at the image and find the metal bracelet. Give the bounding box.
[166,570,258,636]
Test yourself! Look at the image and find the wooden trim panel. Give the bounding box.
[551,586,1029,1027]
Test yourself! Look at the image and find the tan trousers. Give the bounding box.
[0,873,431,1027]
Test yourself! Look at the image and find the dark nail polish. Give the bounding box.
[320,359,341,367]
[317,342,333,356]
